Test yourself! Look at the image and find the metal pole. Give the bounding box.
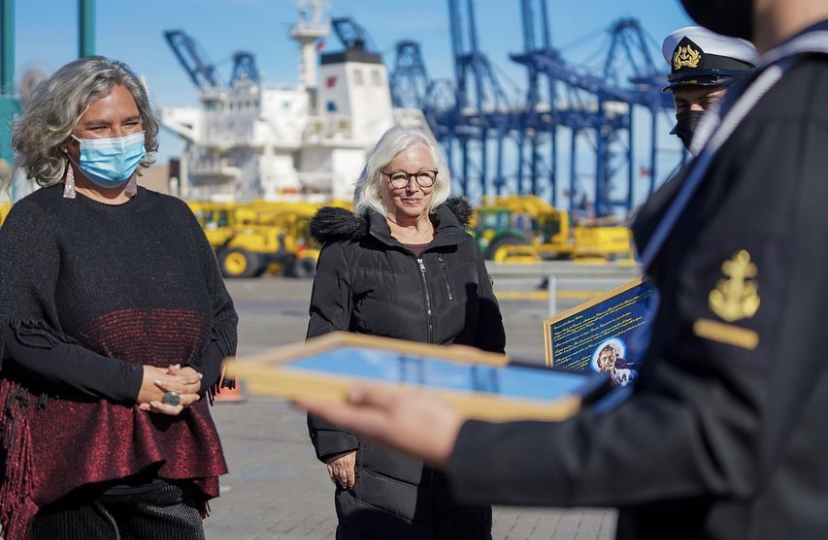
[78,0,95,58]
[0,0,20,178]
[569,129,577,214]
[0,0,14,96]
[547,273,557,316]
[550,124,557,206]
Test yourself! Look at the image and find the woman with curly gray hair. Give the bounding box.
[0,56,237,540]
[305,126,505,540]
[10,55,159,197]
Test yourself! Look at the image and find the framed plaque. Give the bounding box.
[543,278,656,388]
[225,332,609,422]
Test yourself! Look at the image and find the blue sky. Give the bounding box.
[12,0,693,166]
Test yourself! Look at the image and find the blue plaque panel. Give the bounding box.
[543,278,657,388]
[226,332,610,421]
[290,347,593,401]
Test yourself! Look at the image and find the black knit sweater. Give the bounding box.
[0,185,238,540]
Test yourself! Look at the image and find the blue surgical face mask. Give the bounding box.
[71,131,147,188]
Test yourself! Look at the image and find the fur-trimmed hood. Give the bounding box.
[309,197,473,244]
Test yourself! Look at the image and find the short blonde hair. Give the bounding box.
[353,126,451,217]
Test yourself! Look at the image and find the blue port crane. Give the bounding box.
[390,40,431,109]
[443,0,516,200]
[389,41,455,145]
[509,0,673,217]
[230,51,261,85]
[164,29,261,90]
[511,0,558,204]
[330,17,380,54]
[164,30,220,90]
[602,17,674,203]
[390,0,529,201]
[388,0,676,217]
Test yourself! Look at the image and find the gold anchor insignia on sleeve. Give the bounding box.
[693,250,761,350]
[709,250,761,322]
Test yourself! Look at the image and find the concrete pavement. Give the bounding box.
[204,275,619,540]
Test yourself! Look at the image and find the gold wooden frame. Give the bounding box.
[543,277,650,367]
[225,332,583,422]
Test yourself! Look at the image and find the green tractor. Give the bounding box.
[470,206,539,262]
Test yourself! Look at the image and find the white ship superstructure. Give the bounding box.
[161,0,403,203]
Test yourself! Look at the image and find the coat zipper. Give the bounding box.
[437,256,453,301]
[417,253,436,533]
[417,257,434,343]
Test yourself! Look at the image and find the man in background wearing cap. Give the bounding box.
[662,26,757,152]
[299,0,828,538]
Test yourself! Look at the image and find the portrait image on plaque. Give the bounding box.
[543,277,656,385]
[592,337,637,388]
[225,332,609,422]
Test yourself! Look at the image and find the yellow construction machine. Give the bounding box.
[0,201,10,227]
[187,200,340,278]
[469,203,540,263]
[570,216,636,262]
[475,195,635,262]
[234,200,324,278]
[483,195,575,260]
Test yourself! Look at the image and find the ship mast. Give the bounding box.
[290,0,330,90]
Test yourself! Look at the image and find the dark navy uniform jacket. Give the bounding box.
[447,21,828,540]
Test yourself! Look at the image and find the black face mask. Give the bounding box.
[679,0,754,41]
[673,110,706,151]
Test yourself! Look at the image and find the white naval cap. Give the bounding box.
[662,26,758,92]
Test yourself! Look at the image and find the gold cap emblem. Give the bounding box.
[709,250,760,322]
[673,44,702,70]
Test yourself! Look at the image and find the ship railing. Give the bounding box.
[190,157,242,184]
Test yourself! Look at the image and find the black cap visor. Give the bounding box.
[662,69,749,92]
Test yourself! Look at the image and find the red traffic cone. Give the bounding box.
[214,363,245,403]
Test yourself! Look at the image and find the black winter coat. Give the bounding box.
[306,197,504,540]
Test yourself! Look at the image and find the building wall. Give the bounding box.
[138,163,171,195]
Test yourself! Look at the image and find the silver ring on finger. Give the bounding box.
[162,391,181,406]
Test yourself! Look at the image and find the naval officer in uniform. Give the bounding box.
[299,0,828,537]
[662,26,757,152]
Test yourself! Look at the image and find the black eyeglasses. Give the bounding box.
[381,169,438,189]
